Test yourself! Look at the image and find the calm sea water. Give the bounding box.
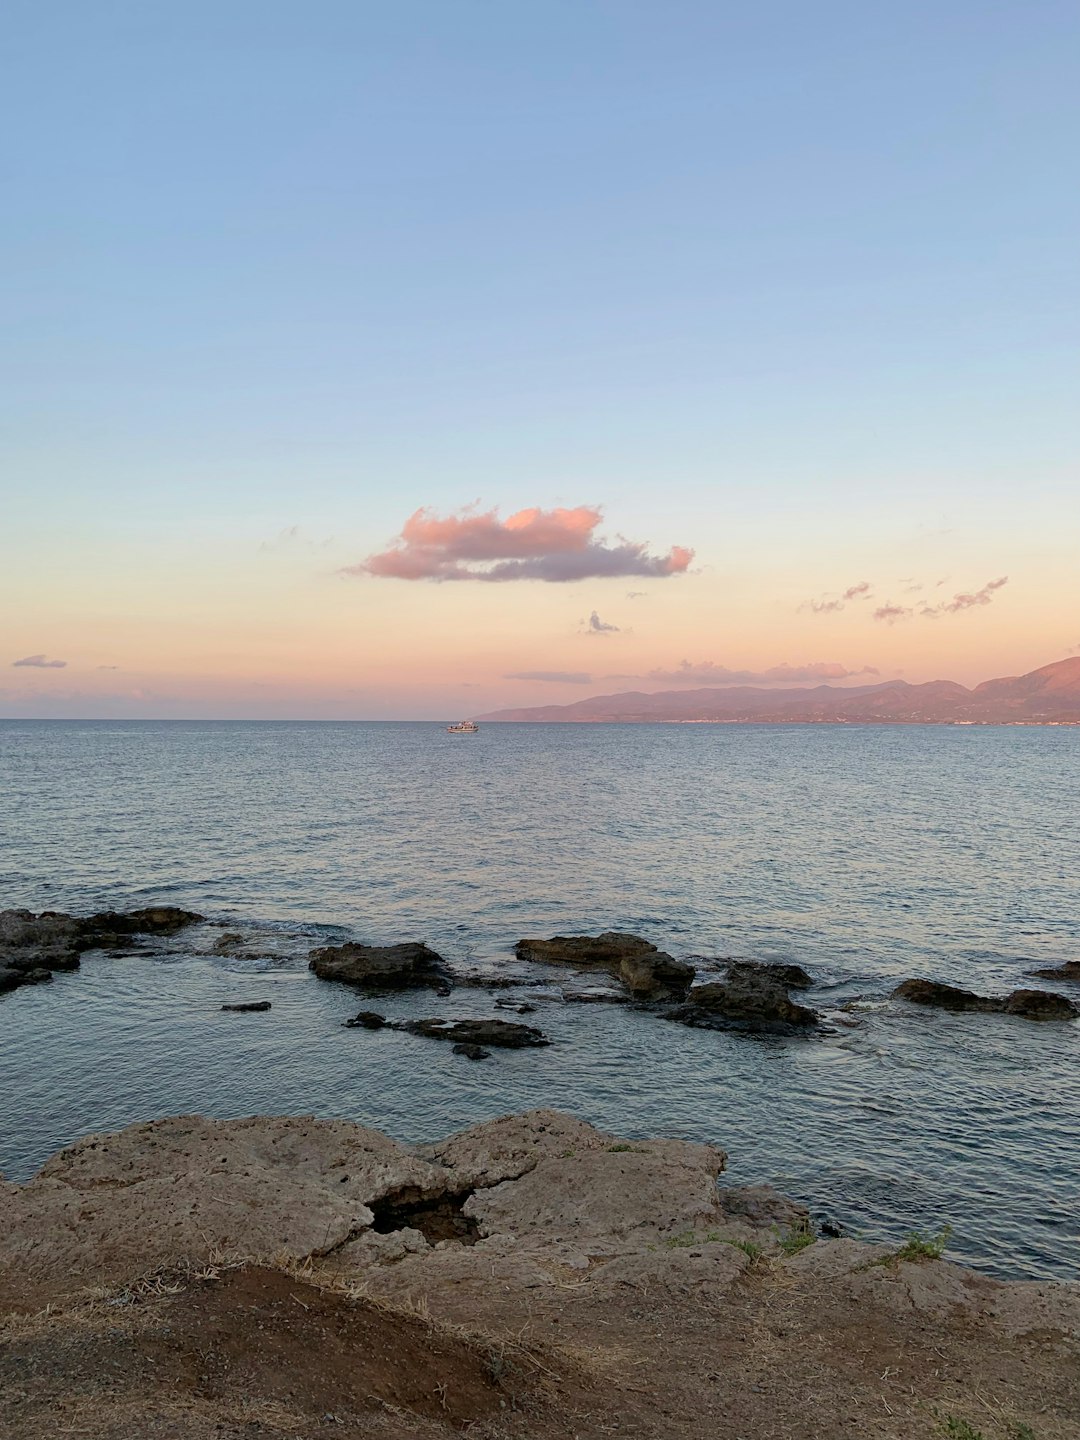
[1,719,1078,1280]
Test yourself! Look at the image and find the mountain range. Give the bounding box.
[476,657,1080,725]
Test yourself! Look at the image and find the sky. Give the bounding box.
[2,1,1078,719]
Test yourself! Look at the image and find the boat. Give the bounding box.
[446,719,479,733]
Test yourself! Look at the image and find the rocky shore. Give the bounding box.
[1,1108,1077,1440]
[5,908,1077,1039]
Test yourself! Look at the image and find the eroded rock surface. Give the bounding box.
[0,906,204,997]
[308,940,448,990]
[514,931,695,1000]
[1029,959,1080,982]
[667,964,819,1031]
[1,1109,1077,1440]
[399,1017,550,1048]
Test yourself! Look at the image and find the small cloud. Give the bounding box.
[12,654,67,668]
[801,581,872,614]
[934,575,1008,614]
[626,590,647,600]
[583,610,620,635]
[873,604,912,624]
[347,504,694,583]
[96,664,120,671]
[259,525,335,554]
[504,670,593,684]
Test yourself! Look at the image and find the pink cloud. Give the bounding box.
[874,576,1009,623]
[873,604,912,624]
[348,505,694,583]
[802,581,872,614]
[932,575,1009,614]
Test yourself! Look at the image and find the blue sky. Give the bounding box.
[2,2,1078,716]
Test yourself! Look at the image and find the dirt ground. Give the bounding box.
[1,1110,1076,1439]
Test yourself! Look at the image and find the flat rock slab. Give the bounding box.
[399,1017,550,1048]
[309,940,448,990]
[221,1000,271,1012]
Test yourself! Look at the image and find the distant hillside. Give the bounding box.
[475,657,1080,724]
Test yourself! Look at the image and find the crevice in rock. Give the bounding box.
[368,1187,481,1245]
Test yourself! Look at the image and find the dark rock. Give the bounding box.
[495,999,537,1013]
[213,932,245,954]
[345,1010,389,1029]
[398,1018,550,1049]
[452,1043,491,1061]
[309,941,448,991]
[4,947,82,973]
[891,979,993,1012]
[673,971,818,1030]
[726,960,814,991]
[434,983,452,997]
[1002,989,1079,1021]
[0,964,54,994]
[515,932,694,1001]
[893,978,1079,1022]
[1027,960,1080,983]
[81,907,204,938]
[221,1001,271,1013]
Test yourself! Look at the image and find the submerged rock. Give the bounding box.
[1027,959,1080,983]
[725,959,814,990]
[345,1010,390,1029]
[893,978,1079,1021]
[309,940,448,991]
[221,1000,271,1012]
[452,1042,491,1061]
[515,931,695,1001]
[399,1018,550,1049]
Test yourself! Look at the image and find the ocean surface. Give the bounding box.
[1,719,1078,1281]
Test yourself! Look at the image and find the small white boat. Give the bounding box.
[446,719,479,733]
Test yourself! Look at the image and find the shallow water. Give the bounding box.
[1,719,1078,1280]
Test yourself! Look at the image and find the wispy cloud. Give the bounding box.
[801,581,873,614]
[626,590,647,600]
[505,670,593,684]
[874,576,1009,623]
[12,654,67,669]
[610,660,879,686]
[347,505,694,583]
[583,610,620,635]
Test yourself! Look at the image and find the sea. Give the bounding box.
[1,719,1078,1281]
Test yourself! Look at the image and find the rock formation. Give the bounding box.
[0,906,203,997]
[514,932,695,1000]
[893,978,1079,1020]
[308,940,449,990]
[1,1109,1076,1439]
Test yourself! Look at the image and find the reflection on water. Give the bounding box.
[1,720,1078,1280]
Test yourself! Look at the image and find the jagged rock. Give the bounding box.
[515,932,694,1000]
[308,941,448,990]
[668,969,818,1030]
[893,979,1079,1021]
[398,1018,549,1049]
[213,931,245,953]
[726,959,814,990]
[345,1010,390,1029]
[0,964,53,994]
[494,999,536,1013]
[452,1043,491,1060]
[1028,960,1080,982]
[0,906,204,994]
[221,1001,271,1012]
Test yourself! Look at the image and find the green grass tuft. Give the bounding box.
[606,1143,646,1154]
[939,1418,984,1440]
[776,1217,816,1256]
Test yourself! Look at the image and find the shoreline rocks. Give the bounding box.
[0,905,204,997]
[1028,960,1080,983]
[515,931,695,1001]
[893,978,1079,1021]
[666,961,820,1032]
[308,940,449,991]
[344,1011,550,1053]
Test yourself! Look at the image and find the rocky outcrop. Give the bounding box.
[666,962,819,1031]
[2,1109,1077,1440]
[514,931,695,1000]
[308,940,448,990]
[893,978,1079,1020]
[0,905,203,997]
[221,1000,271,1012]
[1028,960,1080,982]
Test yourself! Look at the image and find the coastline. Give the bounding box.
[2,1107,1077,1439]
